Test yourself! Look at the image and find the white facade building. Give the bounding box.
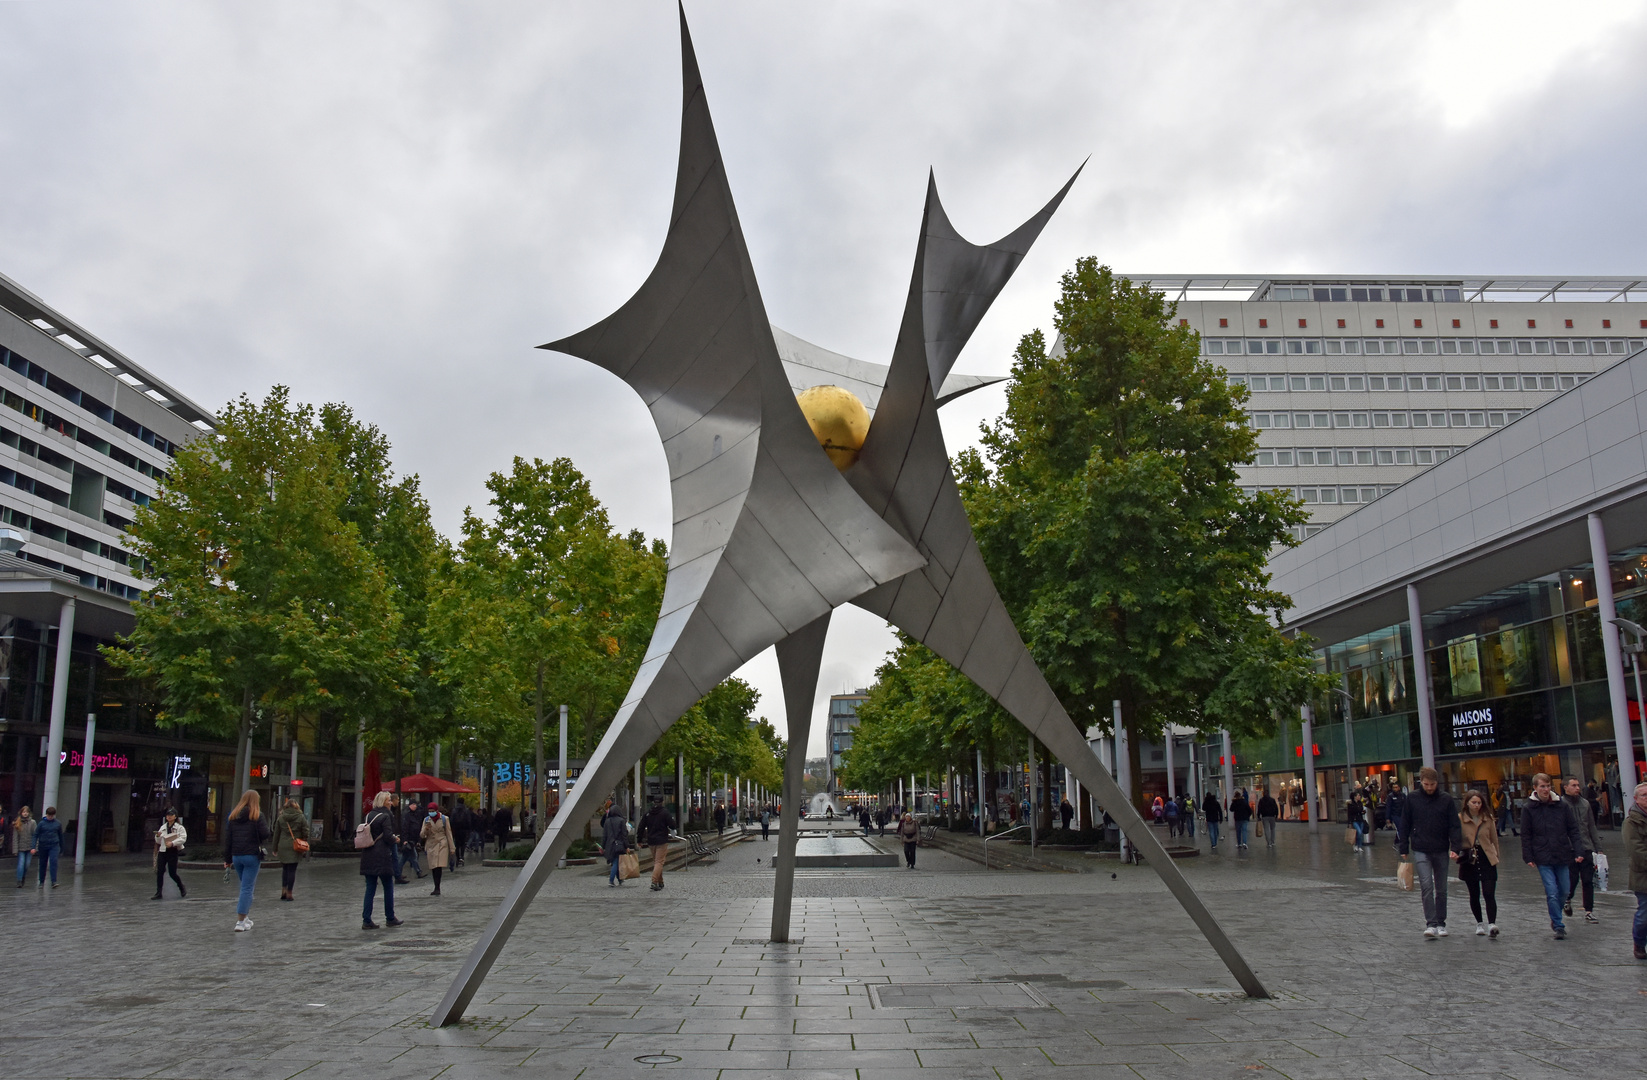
[1128,276,1647,535]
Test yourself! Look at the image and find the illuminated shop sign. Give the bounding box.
[168,754,192,789]
[1448,707,1496,751]
[58,750,129,773]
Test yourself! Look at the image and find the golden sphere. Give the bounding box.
[795,384,870,470]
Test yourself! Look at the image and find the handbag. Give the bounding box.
[1396,859,1415,891]
[287,823,310,856]
[1344,827,1356,845]
[618,851,640,880]
[1254,820,1263,838]
[1593,851,1610,892]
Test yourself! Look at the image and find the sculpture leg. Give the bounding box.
[770,613,829,943]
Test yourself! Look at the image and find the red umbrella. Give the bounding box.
[380,773,476,794]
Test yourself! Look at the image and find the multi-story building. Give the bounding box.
[0,270,222,854]
[1131,276,1647,536]
[825,689,868,792]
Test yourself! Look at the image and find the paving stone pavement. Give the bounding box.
[4,823,1644,1079]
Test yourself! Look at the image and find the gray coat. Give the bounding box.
[1563,793,1601,854]
[601,813,630,859]
[14,816,37,852]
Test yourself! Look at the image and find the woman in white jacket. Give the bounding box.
[153,808,187,899]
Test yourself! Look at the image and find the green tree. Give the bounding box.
[960,260,1325,802]
[106,387,404,795]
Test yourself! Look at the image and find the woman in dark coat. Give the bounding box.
[361,791,403,930]
[602,804,630,887]
[272,798,309,902]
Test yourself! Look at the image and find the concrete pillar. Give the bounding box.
[1406,583,1437,768]
[1300,704,1319,835]
[353,723,366,827]
[1588,513,1640,788]
[41,597,76,814]
[74,715,94,872]
[1165,730,1177,802]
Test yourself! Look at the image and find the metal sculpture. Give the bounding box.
[432,8,1264,1027]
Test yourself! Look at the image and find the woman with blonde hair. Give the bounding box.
[1457,789,1500,937]
[221,790,270,932]
[360,789,403,929]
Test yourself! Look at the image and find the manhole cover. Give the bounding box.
[634,1054,681,1064]
[867,982,1051,1010]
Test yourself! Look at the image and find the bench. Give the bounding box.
[685,832,721,862]
[920,824,939,844]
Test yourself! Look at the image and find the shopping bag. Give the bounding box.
[1396,859,1415,891]
[1344,827,1356,845]
[1254,821,1263,838]
[1593,851,1609,893]
[618,851,640,880]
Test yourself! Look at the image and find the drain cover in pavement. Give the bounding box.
[867,982,1051,1010]
[732,937,802,945]
[634,1055,681,1064]
[379,938,452,948]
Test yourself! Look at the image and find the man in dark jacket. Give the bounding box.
[1387,782,1408,839]
[713,802,727,836]
[34,806,64,888]
[1398,767,1462,938]
[1256,790,1280,849]
[1230,790,1253,850]
[450,803,471,867]
[492,805,513,855]
[1562,777,1602,925]
[1201,792,1224,851]
[640,799,675,892]
[1522,772,1584,939]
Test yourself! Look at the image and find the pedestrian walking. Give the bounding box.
[1522,772,1584,940]
[1180,794,1195,839]
[221,790,270,932]
[640,798,674,892]
[897,811,920,868]
[713,802,726,836]
[1348,793,1369,850]
[451,803,471,866]
[1623,781,1647,960]
[492,805,513,855]
[1387,782,1409,841]
[1397,766,1462,939]
[1164,794,1181,838]
[153,808,188,900]
[391,795,423,883]
[1562,777,1602,925]
[1202,791,1224,851]
[33,806,63,888]
[1257,789,1279,849]
[1060,798,1074,832]
[13,806,35,888]
[420,802,455,896]
[361,791,403,929]
[602,803,630,888]
[760,806,771,841]
[272,797,308,903]
[1457,790,1500,937]
[1230,790,1252,850]
[859,807,872,836]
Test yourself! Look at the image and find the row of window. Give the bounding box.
[1247,483,1400,503]
[1238,372,1579,393]
[0,347,176,464]
[1268,286,1463,303]
[0,377,166,494]
[1206,337,1640,357]
[0,501,138,572]
[1251,446,1464,468]
[1252,408,1525,429]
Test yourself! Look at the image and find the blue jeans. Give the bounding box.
[1633,892,1647,948]
[394,844,420,878]
[1234,821,1249,847]
[231,854,260,915]
[1414,850,1449,926]
[363,874,396,923]
[36,845,59,884]
[1208,822,1220,848]
[1537,864,1572,930]
[608,854,621,884]
[1353,821,1368,847]
[15,850,31,883]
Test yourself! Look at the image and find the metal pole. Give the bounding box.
[1588,513,1637,792]
[40,596,76,814]
[433,741,442,781]
[1220,730,1236,817]
[676,753,685,825]
[1406,583,1437,768]
[1027,735,1036,848]
[74,715,94,872]
[289,740,298,801]
[1165,729,1176,803]
[534,665,545,835]
[1634,652,1646,787]
[1300,705,1319,834]
[634,758,642,820]
[559,705,569,810]
[353,723,366,827]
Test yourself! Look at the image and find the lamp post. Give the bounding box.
[1608,617,1647,788]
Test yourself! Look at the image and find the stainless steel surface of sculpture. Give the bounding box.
[432,9,1266,1026]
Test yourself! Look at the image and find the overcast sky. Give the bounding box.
[4,1,1646,757]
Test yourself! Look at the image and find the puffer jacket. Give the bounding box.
[1624,805,1647,893]
[1563,793,1601,854]
[34,817,63,850]
[1521,793,1582,867]
[1398,787,1462,856]
[222,811,270,859]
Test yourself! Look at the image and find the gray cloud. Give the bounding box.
[3,1,1645,756]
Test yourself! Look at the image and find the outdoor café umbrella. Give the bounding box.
[380,773,476,794]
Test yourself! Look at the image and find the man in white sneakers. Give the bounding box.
[1398,767,1461,939]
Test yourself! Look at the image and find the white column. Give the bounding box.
[433,741,442,780]
[1027,735,1036,848]
[1113,700,1131,808]
[1300,704,1319,835]
[353,723,366,827]
[289,741,299,799]
[40,597,76,814]
[1220,731,1235,816]
[1165,730,1177,802]
[975,745,985,836]
[1406,583,1437,768]
[1588,513,1639,790]
[558,704,569,809]
[74,715,95,872]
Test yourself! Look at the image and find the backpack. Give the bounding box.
[354,814,377,850]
